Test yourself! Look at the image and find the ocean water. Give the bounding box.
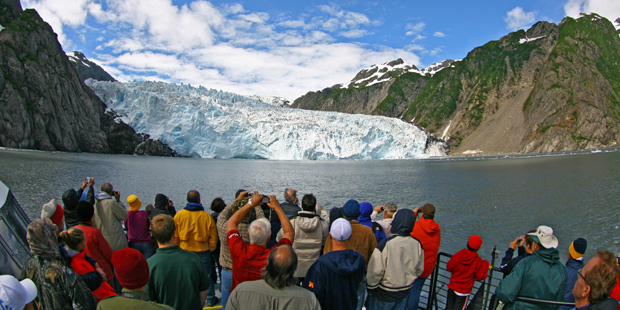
[1,148,619,262]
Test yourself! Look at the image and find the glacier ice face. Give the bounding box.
[86,80,447,160]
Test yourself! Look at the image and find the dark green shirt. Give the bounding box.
[97,289,174,310]
[146,245,209,310]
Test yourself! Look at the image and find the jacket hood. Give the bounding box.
[455,248,480,266]
[358,202,373,220]
[417,218,440,235]
[95,192,112,201]
[62,189,79,209]
[154,194,169,210]
[535,247,561,264]
[319,249,365,276]
[296,212,321,232]
[391,209,415,235]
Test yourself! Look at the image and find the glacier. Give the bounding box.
[86,80,448,160]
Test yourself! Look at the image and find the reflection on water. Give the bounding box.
[1,148,619,260]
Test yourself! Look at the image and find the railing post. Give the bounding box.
[427,253,441,310]
[484,246,498,310]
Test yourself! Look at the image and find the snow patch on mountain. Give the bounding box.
[519,36,545,44]
[341,59,458,89]
[86,80,448,160]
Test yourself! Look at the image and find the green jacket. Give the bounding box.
[496,248,566,310]
[97,289,173,310]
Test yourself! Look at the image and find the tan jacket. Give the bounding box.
[94,194,128,251]
[277,211,328,278]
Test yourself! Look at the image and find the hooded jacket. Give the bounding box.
[496,248,566,310]
[62,186,94,229]
[446,248,489,294]
[411,210,441,278]
[560,258,585,310]
[277,211,328,278]
[94,192,128,251]
[366,209,424,302]
[151,193,176,218]
[302,249,365,310]
[358,202,373,228]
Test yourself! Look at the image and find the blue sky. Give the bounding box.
[19,0,620,100]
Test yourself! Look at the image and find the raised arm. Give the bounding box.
[267,195,294,242]
[227,191,261,233]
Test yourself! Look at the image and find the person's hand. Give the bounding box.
[317,204,324,211]
[249,191,262,206]
[113,190,121,202]
[236,191,249,201]
[95,264,106,279]
[81,180,88,190]
[414,207,420,214]
[265,195,281,210]
[375,205,383,213]
[509,236,523,249]
[169,199,174,207]
[88,177,95,187]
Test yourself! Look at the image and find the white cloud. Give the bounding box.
[564,0,620,27]
[504,7,537,31]
[405,22,425,36]
[21,0,421,100]
[434,31,445,38]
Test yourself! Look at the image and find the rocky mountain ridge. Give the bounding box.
[293,14,620,155]
[0,0,177,156]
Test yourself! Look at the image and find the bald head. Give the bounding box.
[187,190,200,204]
[263,245,298,289]
[101,183,113,194]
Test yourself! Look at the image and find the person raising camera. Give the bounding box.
[94,182,128,252]
[226,191,295,293]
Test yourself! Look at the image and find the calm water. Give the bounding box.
[1,148,619,262]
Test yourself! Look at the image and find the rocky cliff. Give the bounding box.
[0,0,177,156]
[293,14,620,155]
[68,51,116,82]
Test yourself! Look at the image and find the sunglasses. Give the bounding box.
[578,268,590,287]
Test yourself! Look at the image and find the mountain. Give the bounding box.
[86,79,448,160]
[67,51,116,82]
[0,1,176,156]
[293,14,620,155]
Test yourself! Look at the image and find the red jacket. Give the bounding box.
[70,252,116,301]
[75,223,114,282]
[610,274,620,310]
[411,212,441,278]
[447,248,489,294]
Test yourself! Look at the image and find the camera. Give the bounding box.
[261,196,270,204]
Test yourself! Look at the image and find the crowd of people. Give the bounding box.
[1,177,620,310]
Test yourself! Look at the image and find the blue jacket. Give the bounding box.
[559,258,584,310]
[303,249,365,310]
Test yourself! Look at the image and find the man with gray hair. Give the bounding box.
[280,188,301,217]
[371,202,397,238]
[226,191,294,292]
[226,245,320,310]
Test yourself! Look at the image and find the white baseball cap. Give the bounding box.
[0,275,37,310]
[330,218,352,241]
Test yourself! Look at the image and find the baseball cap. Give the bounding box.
[0,275,37,310]
[330,218,352,241]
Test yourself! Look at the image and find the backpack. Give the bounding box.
[372,222,386,243]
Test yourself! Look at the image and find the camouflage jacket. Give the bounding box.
[21,255,97,310]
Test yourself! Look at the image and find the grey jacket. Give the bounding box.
[366,209,424,302]
[277,211,328,278]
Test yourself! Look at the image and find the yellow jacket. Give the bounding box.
[174,207,217,252]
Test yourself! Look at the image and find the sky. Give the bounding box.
[19,0,620,101]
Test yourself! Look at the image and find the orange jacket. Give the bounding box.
[411,212,441,278]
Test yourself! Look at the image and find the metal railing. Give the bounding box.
[420,247,574,310]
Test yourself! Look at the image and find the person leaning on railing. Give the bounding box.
[496,225,566,310]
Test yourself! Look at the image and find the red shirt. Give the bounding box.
[227,229,292,292]
[75,223,114,282]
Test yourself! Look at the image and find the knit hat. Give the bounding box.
[41,199,64,228]
[569,238,587,259]
[468,235,483,251]
[527,225,559,249]
[0,275,37,310]
[112,248,149,289]
[127,194,142,211]
[342,199,361,218]
[330,218,352,241]
[76,200,94,222]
